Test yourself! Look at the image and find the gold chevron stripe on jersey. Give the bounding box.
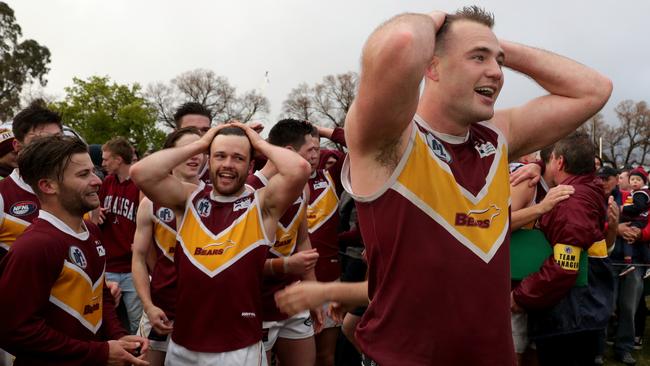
[271,195,306,257]
[0,214,31,251]
[178,191,270,278]
[49,261,105,333]
[153,220,176,261]
[392,123,510,263]
[307,171,339,234]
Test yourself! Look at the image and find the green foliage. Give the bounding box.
[52,76,165,153]
[0,2,51,120]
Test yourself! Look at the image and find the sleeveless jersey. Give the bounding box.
[0,169,40,260]
[172,182,272,352]
[97,174,140,273]
[342,116,514,366]
[150,202,178,319]
[247,171,307,321]
[307,169,341,282]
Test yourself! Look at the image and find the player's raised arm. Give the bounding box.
[493,41,612,160]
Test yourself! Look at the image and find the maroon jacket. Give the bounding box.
[513,174,606,310]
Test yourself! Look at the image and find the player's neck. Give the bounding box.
[115,165,131,182]
[416,103,471,137]
[41,202,84,233]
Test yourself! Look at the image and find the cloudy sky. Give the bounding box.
[7,0,650,125]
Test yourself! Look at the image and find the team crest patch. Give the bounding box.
[196,198,212,218]
[233,198,252,212]
[95,244,106,257]
[156,207,175,223]
[10,201,37,217]
[69,246,88,269]
[425,133,452,163]
[475,140,497,158]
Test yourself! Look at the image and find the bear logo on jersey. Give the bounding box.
[455,204,501,229]
[10,201,37,217]
[425,132,452,164]
[69,246,88,269]
[194,239,237,256]
[196,198,212,218]
[156,207,175,223]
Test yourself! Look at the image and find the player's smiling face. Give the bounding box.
[431,20,504,125]
[209,134,251,196]
[173,133,204,180]
[58,153,102,215]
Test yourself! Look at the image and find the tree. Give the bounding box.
[52,76,165,153]
[0,2,51,121]
[282,71,358,128]
[145,69,270,128]
[578,100,650,167]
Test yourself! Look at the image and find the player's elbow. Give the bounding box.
[584,74,613,114]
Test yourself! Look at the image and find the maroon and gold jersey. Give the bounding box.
[308,169,341,282]
[150,202,178,319]
[0,211,127,365]
[342,117,514,365]
[97,174,140,273]
[0,169,40,260]
[172,182,272,352]
[247,171,307,321]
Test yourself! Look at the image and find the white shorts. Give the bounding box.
[511,312,529,354]
[262,310,314,351]
[137,311,171,352]
[322,301,342,329]
[165,340,267,366]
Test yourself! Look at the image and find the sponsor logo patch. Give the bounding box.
[10,201,37,217]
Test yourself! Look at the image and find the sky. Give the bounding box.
[7,0,650,126]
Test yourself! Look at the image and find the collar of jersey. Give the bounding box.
[210,185,255,203]
[10,169,35,194]
[38,209,90,240]
[414,114,470,144]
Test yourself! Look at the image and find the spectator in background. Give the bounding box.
[94,137,143,334]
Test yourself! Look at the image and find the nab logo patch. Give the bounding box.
[425,133,452,164]
[233,198,252,212]
[69,246,87,269]
[455,204,501,229]
[156,207,175,223]
[196,198,212,218]
[10,201,37,217]
[475,141,497,158]
[313,181,328,190]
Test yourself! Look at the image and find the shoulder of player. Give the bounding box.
[11,221,67,256]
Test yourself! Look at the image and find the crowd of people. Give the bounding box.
[1,5,639,366]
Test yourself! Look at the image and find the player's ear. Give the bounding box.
[38,178,57,195]
[425,57,440,82]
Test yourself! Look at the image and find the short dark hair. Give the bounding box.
[213,125,253,159]
[102,136,134,165]
[163,127,202,149]
[435,6,495,55]
[18,135,88,194]
[12,102,63,142]
[540,144,555,164]
[268,119,318,150]
[552,132,596,175]
[173,102,212,128]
